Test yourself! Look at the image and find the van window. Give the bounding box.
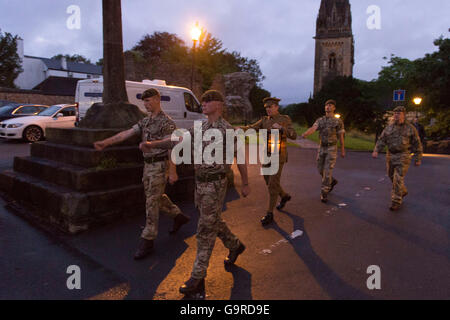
[85,92,103,98]
[184,93,201,113]
[136,94,170,101]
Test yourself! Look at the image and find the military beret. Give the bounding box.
[393,106,406,113]
[263,97,281,106]
[325,99,336,106]
[141,88,160,100]
[201,90,224,102]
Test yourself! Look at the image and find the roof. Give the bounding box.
[24,55,103,75]
[33,76,81,96]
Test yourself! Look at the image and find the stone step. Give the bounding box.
[46,127,141,147]
[0,170,146,234]
[13,156,143,192]
[31,142,143,168]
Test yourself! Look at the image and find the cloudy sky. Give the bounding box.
[1,0,448,104]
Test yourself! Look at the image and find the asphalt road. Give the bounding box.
[0,139,449,300]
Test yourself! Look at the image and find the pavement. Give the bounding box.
[0,141,449,300]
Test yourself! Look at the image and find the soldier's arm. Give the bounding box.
[410,126,423,164]
[283,117,298,140]
[139,136,177,152]
[373,128,387,157]
[93,128,137,151]
[301,123,318,139]
[241,119,263,131]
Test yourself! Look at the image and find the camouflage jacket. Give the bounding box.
[375,121,423,161]
[313,116,345,146]
[189,117,236,178]
[132,111,176,158]
[243,113,297,163]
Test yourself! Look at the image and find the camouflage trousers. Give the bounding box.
[386,153,411,205]
[263,162,288,212]
[141,162,181,241]
[192,177,240,279]
[317,145,338,194]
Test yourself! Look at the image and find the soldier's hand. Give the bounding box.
[372,151,379,158]
[272,123,282,130]
[241,185,250,198]
[168,172,178,185]
[139,141,153,152]
[341,149,346,158]
[94,141,107,151]
[415,161,422,167]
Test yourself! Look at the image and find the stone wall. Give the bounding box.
[0,88,74,105]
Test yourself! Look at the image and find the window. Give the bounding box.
[184,93,201,113]
[17,106,42,115]
[136,93,170,101]
[60,106,76,117]
[329,53,337,70]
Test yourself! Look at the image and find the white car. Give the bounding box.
[0,104,77,142]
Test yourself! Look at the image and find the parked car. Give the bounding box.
[0,104,76,142]
[0,103,49,122]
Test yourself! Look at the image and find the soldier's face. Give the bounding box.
[325,103,335,113]
[202,100,221,115]
[394,112,405,123]
[265,103,279,116]
[143,96,160,113]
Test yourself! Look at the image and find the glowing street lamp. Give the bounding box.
[335,114,341,119]
[413,97,423,117]
[190,22,202,90]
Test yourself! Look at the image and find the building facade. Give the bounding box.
[313,0,354,94]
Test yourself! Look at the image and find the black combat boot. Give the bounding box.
[261,212,274,226]
[329,179,338,193]
[224,242,246,265]
[276,195,292,210]
[390,203,402,211]
[179,277,205,295]
[320,192,328,203]
[134,238,154,260]
[169,214,190,234]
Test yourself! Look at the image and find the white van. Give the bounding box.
[75,78,206,129]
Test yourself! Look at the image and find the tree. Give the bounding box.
[51,54,92,64]
[0,29,23,88]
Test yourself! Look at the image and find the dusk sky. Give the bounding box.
[1,0,448,104]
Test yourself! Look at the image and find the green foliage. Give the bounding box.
[51,54,92,64]
[0,29,23,88]
[131,31,265,93]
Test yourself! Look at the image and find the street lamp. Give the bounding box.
[335,114,341,119]
[413,97,422,118]
[190,22,202,90]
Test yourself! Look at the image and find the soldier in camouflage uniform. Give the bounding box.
[372,106,423,211]
[242,97,297,225]
[93,88,190,260]
[139,90,250,296]
[301,100,346,203]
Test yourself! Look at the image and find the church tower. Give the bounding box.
[313,0,354,94]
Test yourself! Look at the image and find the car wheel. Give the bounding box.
[23,125,43,142]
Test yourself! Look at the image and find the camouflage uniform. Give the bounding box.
[375,121,423,206]
[132,111,181,241]
[244,114,297,212]
[313,116,345,194]
[189,117,241,280]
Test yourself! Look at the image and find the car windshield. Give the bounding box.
[38,105,62,116]
[0,105,17,115]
